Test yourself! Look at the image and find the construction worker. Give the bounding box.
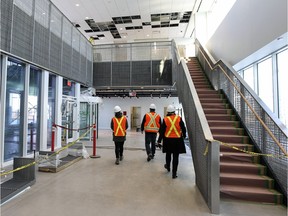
[141,103,161,162]
[157,105,186,179]
[111,106,128,165]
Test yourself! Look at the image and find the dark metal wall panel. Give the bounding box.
[1,0,13,52]
[86,60,93,86]
[49,33,62,72]
[80,55,87,83]
[71,50,81,81]
[11,6,33,61]
[62,43,72,78]
[131,61,151,85]
[93,62,111,86]
[33,22,50,68]
[152,59,172,85]
[112,62,130,86]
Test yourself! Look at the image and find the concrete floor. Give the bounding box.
[1,130,287,216]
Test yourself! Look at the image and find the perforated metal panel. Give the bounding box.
[1,0,13,52]
[131,61,151,85]
[93,62,111,86]
[49,33,62,72]
[11,5,33,61]
[33,22,50,68]
[112,62,130,86]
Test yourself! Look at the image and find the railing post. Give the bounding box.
[90,124,100,158]
[51,124,56,152]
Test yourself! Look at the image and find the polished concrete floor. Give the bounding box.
[1,130,287,216]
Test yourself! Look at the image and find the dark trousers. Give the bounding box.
[165,152,179,175]
[145,133,157,156]
[114,141,124,158]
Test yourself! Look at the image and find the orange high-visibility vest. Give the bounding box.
[164,115,181,138]
[113,116,127,136]
[144,112,160,133]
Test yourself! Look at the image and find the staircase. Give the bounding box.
[186,57,283,204]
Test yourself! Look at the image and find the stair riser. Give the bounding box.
[208,121,240,128]
[206,115,235,121]
[212,128,244,135]
[202,104,228,109]
[220,192,283,205]
[220,165,266,175]
[204,109,230,115]
[220,155,259,163]
[214,136,250,144]
[220,145,253,153]
[220,177,274,189]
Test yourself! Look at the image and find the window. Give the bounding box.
[47,74,56,148]
[277,49,288,126]
[258,57,273,112]
[243,66,254,90]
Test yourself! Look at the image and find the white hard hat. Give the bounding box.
[167,105,175,113]
[114,106,121,113]
[149,103,156,110]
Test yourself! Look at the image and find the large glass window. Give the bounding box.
[243,66,254,90]
[258,57,273,112]
[277,49,288,126]
[47,74,56,148]
[4,59,25,161]
[27,67,41,153]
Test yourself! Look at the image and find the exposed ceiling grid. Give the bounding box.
[49,0,212,44]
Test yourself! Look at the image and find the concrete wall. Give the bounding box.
[98,97,181,130]
[205,0,287,66]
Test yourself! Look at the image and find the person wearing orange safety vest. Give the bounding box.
[141,104,161,162]
[157,105,186,179]
[111,106,128,165]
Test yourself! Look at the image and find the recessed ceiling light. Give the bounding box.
[75,3,80,7]
[147,34,150,37]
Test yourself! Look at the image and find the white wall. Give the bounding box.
[205,0,287,66]
[97,97,181,130]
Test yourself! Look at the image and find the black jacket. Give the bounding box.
[157,113,186,154]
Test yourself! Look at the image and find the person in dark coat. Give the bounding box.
[157,105,186,179]
[111,105,128,165]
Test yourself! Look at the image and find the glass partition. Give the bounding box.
[4,58,25,161]
[27,67,41,153]
[47,73,56,149]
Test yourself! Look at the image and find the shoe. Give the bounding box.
[120,156,124,161]
[164,164,170,172]
[115,158,120,165]
[151,155,154,159]
[147,155,152,162]
[172,174,178,179]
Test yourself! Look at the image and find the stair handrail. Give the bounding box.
[195,40,288,157]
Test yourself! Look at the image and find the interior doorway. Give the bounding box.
[131,106,141,130]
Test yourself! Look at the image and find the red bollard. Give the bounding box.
[51,124,56,152]
[90,124,100,158]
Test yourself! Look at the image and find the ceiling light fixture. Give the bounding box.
[75,3,80,7]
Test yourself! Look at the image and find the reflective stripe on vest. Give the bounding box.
[144,113,160,133]
[113,116,126,136]
[164,115,181,138]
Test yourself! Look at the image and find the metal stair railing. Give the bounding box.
[194,39,288,196]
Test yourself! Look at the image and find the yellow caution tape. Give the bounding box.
[204,139,288,158]
[0,129,91,177]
